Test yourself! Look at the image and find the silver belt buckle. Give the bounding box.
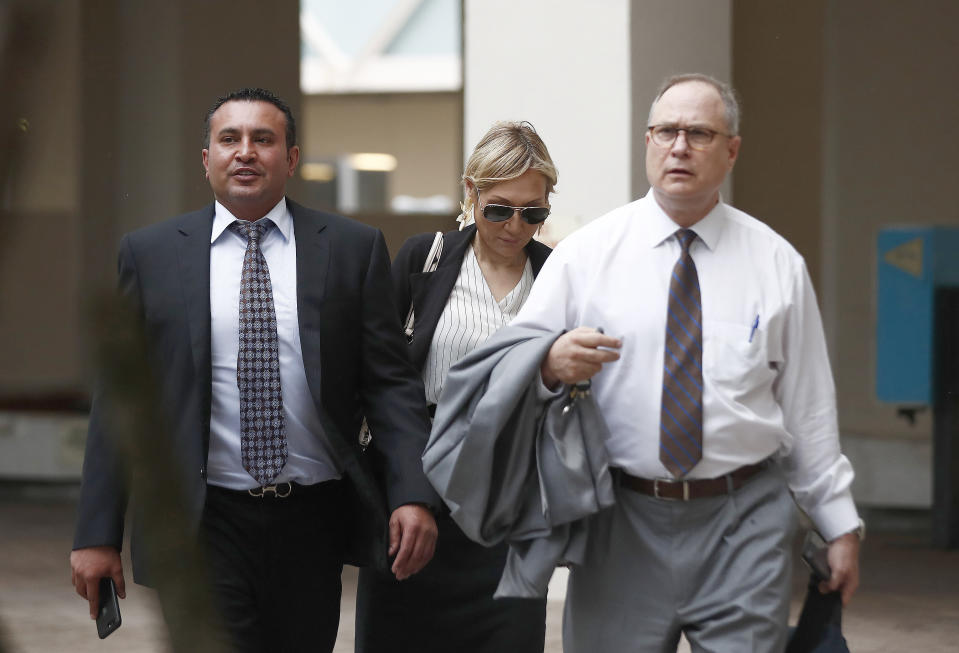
[653,478,691,501]
[248,482,293,498]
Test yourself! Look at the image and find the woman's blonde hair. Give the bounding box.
[459,121,558,227]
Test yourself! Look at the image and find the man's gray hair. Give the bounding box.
[648,73,741,136]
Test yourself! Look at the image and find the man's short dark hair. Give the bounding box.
[203,87,296,150]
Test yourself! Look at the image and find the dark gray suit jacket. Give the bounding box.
[73,199,437,582]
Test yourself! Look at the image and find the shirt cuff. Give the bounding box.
[806,488,860,541]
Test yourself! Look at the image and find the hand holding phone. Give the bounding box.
[96,577,122,639]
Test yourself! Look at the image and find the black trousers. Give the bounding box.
[355,513,547,653]
[200,481,346,653]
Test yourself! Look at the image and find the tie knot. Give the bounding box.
[230,219,271,243]
[676,229,697,253]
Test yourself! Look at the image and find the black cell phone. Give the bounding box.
[96,577,122,639]
[800,530,831,581]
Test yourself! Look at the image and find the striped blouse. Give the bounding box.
[423,244,535,404]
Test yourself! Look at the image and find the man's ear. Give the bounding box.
[202,149,210,179]
[287,145,300,177]
[727,135,742,169]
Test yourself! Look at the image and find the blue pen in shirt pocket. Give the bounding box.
[748,314,760,343]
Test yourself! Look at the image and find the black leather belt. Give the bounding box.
[618,461,768,501]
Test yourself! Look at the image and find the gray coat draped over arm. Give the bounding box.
[422,325,616,597]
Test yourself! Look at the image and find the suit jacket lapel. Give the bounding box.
[407,227,474,366]
[406,225,552,367]
[174,206,214,396]
[410,225,474,303]
[288,200,363,472]
[290,200,330,401]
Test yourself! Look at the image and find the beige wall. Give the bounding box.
[631,0,733,202]
[0,0,302,395]
[5,1,79,213]
[823,0,959,442]
[727,1,958,505]
[0,208,84,393]
[301,92,462,205]
[177,2,303,214]
[0,0,82,392]
[732,0,825,290]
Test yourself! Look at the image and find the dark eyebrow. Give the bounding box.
[216,127,277,137]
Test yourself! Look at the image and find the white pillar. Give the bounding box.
[464,0,632,240]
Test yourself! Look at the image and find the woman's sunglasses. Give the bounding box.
[481,203,551,225]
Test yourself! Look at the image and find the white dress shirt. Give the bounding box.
[423,245,534,404]
[512,190,858,540]
[207,198,340,489]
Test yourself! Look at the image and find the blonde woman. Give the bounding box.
[355,121,558,653]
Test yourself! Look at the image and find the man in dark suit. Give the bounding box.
[69,87,439,651]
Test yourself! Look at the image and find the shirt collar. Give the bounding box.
[210,197,292,244]
[640,189,726,252]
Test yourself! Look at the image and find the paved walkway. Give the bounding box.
[1,493,957,652]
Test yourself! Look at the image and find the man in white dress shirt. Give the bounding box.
[513,74,862,651]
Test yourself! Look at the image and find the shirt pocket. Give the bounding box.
[704,320,775,391]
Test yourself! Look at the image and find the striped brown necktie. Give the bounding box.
[659,229,703,477]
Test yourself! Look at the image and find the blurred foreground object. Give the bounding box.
[88,293,226,652]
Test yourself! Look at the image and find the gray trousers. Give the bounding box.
[564,464,798,653]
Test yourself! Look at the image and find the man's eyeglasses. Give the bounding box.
[648,124,732,151]
[481,203,550,225]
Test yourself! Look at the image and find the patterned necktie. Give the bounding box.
[659,229,703,477]
[230,219,287,485]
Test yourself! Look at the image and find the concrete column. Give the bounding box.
[79,0,302,299]
[0,0,303,479]
[0,0,83,393]
[177,1,303,213]
[731,0,825,291]
[630,0,732,201]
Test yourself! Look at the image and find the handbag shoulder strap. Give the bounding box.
[404,232,444,339]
